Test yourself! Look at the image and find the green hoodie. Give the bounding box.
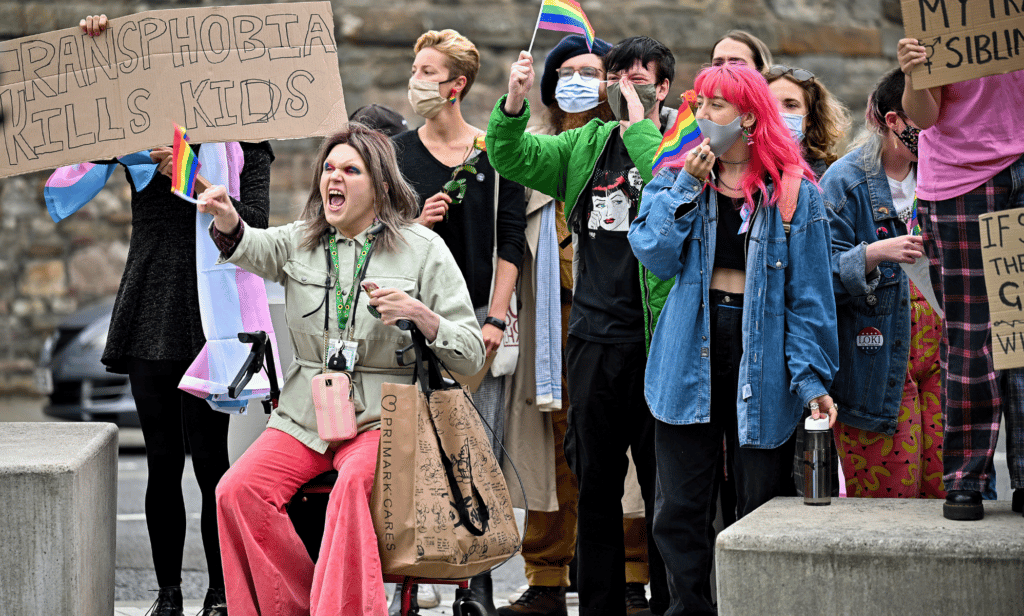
[486,95,674,350]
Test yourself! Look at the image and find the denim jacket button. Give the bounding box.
[775,260,782,267]
[888,379,897,387]
[866,294,878,306]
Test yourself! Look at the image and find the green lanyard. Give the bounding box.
[329,231,375,337]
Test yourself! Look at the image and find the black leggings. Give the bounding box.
[127,358,230,589]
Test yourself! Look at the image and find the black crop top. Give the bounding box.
[714,194,750,272]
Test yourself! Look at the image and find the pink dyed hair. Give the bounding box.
[694,64,814,207]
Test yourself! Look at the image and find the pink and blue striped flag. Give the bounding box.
[536,0,595,51]
[652,104,703,175]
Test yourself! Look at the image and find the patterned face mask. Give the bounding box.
[893,123,920,157]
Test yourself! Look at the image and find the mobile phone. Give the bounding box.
[362,282,381,318]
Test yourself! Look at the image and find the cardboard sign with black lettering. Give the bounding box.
[979,207,1024,370]
[900,0,1024,89]
[0,2,347,179]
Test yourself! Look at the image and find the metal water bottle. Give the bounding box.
[803,416,831,505]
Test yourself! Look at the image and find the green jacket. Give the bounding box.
[485,95,674,350]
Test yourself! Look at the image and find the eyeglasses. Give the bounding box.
[556,66,603,80]
[767,65,815,82]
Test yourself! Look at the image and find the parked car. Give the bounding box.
[36,297,140,427]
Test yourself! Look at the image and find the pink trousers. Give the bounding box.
[216,428,386,616]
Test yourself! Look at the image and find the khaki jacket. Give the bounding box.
[228,221,485,453]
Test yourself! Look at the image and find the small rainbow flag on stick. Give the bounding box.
[529,0,595,53]
[171,124,201,203]
[652,104,703,175]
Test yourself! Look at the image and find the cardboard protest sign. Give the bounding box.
[979,207,1024,370]
[900,0,1024,89]
[0,2,347,179]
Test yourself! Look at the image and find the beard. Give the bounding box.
[546,101,616,134]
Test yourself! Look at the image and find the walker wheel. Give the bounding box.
[452,597,487,616]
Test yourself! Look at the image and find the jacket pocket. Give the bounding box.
[764,239,788,316]
[849,261,900,317]
[283,259,331,335]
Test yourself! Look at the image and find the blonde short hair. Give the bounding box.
[414,30,480,100]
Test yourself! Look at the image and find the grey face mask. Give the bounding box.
[696,116,744,156]
[606,82,658,121]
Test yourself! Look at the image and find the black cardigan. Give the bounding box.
[393,129,526,309]
[101,141,274,373]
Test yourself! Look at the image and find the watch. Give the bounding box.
[484,316,507,331]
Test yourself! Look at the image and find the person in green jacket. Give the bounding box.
[487,36,674,616]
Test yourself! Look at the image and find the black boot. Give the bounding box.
[198,587,227,616]
[943,490,984,521]
[146,586,183,616]
[389,582,419,616]
[468,571,498,616]
[1012,488,1023,515]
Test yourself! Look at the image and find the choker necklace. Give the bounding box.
[718,158,750,164]
[717,176,742,191]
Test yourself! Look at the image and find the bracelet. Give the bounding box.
[484,316,507,331]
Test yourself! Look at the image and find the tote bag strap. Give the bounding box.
[425,390,490,536]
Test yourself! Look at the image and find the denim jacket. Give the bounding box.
[822,147,911,435]
[628,168,839,448]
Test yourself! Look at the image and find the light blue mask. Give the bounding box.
[555,73,602,113]
[782,113,805,144]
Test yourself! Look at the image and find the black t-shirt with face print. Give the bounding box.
[568,130,645,343]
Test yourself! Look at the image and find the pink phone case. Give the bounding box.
[310,372,357,442]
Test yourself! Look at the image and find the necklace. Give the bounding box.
[717,175,742,191]
[718,158,750,164]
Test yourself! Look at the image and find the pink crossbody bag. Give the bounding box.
[311,369,357,442]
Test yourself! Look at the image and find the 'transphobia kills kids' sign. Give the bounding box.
[901,0,1024,89]
[979,207,1024,370]
[0,2,347,179]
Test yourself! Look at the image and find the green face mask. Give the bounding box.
[605,82,659,121]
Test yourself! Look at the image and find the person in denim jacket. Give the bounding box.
[823,68,945,499]
[628,64,839,616]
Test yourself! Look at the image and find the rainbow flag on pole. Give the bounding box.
[652,104,703,175]
[536,0,595,51]
[171,124,201,203]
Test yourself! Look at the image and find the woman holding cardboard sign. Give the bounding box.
[898,38,1024,521]
[203,124,484,615]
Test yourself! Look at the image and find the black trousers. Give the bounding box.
[127,358,231,589]
[652,292,795,616]
[565,335,669,616]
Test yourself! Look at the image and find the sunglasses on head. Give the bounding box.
[768,65,815,82]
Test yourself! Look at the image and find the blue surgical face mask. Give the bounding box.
[555,73,602,113]
[782,113,805,144]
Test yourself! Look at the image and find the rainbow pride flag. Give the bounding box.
[536,0,595,51]
[171,124,201,203]
[652,104,703,175]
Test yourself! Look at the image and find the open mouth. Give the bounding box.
[327,188,345,211]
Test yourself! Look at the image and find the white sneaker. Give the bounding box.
[417,583,441,609]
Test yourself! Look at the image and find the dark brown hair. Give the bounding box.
[300,123,419,253]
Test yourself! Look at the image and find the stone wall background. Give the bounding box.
[0,0,906,394]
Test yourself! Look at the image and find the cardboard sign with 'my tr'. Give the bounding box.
[0,2,347,179]
[900,0,1024,89]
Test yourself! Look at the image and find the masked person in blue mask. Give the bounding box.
[766,65,850,180]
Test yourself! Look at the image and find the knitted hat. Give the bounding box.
[540,35,613,107]
[349,104,408,138]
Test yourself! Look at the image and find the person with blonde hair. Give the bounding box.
[766,65,851,179]
[209,124,486,615]
[393,29,526,613]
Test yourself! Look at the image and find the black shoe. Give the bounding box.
[468,571,498,616]
[625,583,651,615]
[1012,488,1023,515]
[496,586,567,616]
[196,587,227,616]
[389,582,418,616]
[146,586,184,616]
[943,490,984,521]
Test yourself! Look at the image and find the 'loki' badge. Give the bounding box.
[856,327,883,355]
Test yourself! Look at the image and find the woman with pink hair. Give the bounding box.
[628,64,839,615]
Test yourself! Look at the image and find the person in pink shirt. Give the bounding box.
[899,39,1024,521]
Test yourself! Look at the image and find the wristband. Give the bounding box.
[484,316,507,331]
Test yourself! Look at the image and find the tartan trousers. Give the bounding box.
[917,153,1024,493]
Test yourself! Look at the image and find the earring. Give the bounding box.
[447,90,458,105]
[744,127,754,146]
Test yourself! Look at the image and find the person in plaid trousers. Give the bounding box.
[898,39,1024,520]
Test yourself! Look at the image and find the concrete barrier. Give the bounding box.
[0,422,118,616]
[716,497,1024,616]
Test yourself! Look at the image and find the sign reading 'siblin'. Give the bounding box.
[0,2,347,178]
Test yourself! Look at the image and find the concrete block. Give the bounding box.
[0,422,118,616]
[716,497,1024,616]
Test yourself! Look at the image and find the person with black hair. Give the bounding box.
[487,35,674,616]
